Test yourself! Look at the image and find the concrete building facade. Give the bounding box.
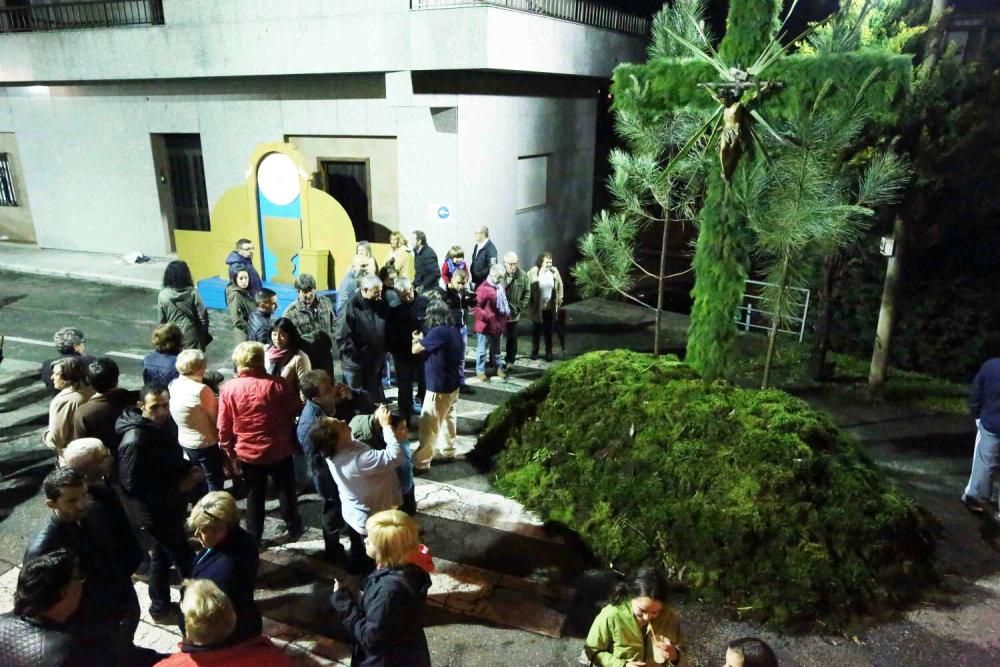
[0,0,646,274]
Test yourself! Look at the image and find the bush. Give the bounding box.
[484,350,937,628]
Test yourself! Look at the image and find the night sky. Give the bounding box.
[601,0,842,38]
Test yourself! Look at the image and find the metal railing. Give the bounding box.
[409,0,650,36]
[735,279,812,343]
[0,0,164,34]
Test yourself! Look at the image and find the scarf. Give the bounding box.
[446,257,466,276]
[267,344,294,376]
[491,277,510,316]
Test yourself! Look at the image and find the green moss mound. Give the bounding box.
[484,350,937,628]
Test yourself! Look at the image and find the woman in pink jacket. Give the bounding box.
[472,264,510,382]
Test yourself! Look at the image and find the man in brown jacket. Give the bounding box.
[501,252,531,368]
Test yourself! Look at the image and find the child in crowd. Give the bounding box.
[383,411,416,516]
[583,567,687,666]
[441,245,467,287]
[723,637,778,667]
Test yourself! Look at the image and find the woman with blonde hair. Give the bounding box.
[384,231,414,281]
[186,491,262,644]
[169,349,223,493]
[331,509,431,667]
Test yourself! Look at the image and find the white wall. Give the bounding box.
[0,1,644,83]
[456,94,596,275]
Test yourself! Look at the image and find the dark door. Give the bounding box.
[164,134,210,232]
[320,159,370,241]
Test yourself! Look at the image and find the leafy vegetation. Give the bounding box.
[485,350,938,628]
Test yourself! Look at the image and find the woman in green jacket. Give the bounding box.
[226,267,255,343]
[583,568,688,667]
[158,260,212,351]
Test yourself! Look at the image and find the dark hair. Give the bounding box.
[228,266,250,285]
[255,287,277,306]
[535,251,554,270]
[139,382,168,403]
[414,230,427,245]
[87,357,120,394]
[295,273,317,292]
[55,356,89,387]
[43,467,86,501]
[378,265,397,283]
[728,638,778,667]
[389,411,407,430]
[614,567,668,604]
[271,317,302,351]
[152,323,183,355]
[424,302,453,329]
[236,238,251,248]
[162,260,194,289]
[447,245,464,260]
[14,549,77,617]
[300,369,332,401]
[202,370,224,394]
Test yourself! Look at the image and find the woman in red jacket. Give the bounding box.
[217,341,303,544]
[472,264,510,382]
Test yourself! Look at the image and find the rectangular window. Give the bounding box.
[0,153,17,207]
[516,154,549,212]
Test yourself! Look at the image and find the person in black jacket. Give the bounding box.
[435,269,475,395]
[0,549,100,667]
[331,510,431,667]
[469,225,498,289]
[336,274,389,402]
[247,288,279,345]
[72,357,139,470]
[23,466,139,665]
[116,384,203,624]
[411,230,440,294]
[388,278,427,421]
[186,491,263,644]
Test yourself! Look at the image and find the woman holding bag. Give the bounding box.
[158,260,212,351]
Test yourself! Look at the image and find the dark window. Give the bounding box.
[320,159,371,241]
[0,153,17,207]
[164,134,210,231]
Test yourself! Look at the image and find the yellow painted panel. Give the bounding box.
[304,188,356,290]
[205,184,261,281]
[262,216,303,286]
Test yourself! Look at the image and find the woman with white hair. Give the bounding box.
[169,349,223,493]
[472,263,511,382]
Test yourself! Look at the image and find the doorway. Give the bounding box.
[319,159,371,241]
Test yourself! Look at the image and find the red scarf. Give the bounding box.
[267,345,293,374]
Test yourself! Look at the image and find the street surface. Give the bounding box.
[1,269,999,665]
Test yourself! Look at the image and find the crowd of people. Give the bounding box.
[2,228,781,665]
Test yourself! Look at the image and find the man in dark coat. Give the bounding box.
[335,273,389,402]
[224,238,262,296]
[117,384,202,623]
[247,288,279,344]
[435,269,475,395]
[469,225,498,288]
[963,356,1000,515]
[73,357,138,467]
[0,549,101,667]
[23,466,139,665]
[411,230,440,294]
[389,277,428,421]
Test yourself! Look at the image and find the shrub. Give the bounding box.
[484,350,937,628]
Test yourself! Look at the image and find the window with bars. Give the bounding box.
[0,153,17,207]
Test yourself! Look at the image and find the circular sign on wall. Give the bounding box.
[257,152,301,206]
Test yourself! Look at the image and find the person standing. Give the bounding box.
[501,252,530,368]
[40,327,91,395]
[436,269,475,395]
[73,357,138,466]
[283,273,336,376]
[527,251,564,362]
[472,264,510,382]
[116,384,202,624]
[336,274,389,402]
[143,323,184,387]
[412,302,464,471]
[384,231,414,281]
[962,356,1000,516]
[0,550,101,667]
[169,349,224,494]
[247,288,279,345]
[218,342,303,544]
[226,267,255,343]
[411,230,440,294]
[265,317,312,401]
[43,357,93,461]
[389,277,427,422]
[158,260,212,351]
[224,238,262,296]
[469,225,498,289]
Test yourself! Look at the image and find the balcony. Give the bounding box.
[0,0,164,33]
[409,0,650,36]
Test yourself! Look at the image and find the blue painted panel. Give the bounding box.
[257,189,302,281]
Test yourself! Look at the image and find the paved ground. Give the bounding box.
[1,255,1000,665]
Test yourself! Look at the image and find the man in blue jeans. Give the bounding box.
[963,356,1000,517]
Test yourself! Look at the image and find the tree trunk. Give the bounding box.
[653,199,671,357]
[761,253,791,389]
[921,0,950,75]
[868,216,906,393]
[808,253,839,381]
